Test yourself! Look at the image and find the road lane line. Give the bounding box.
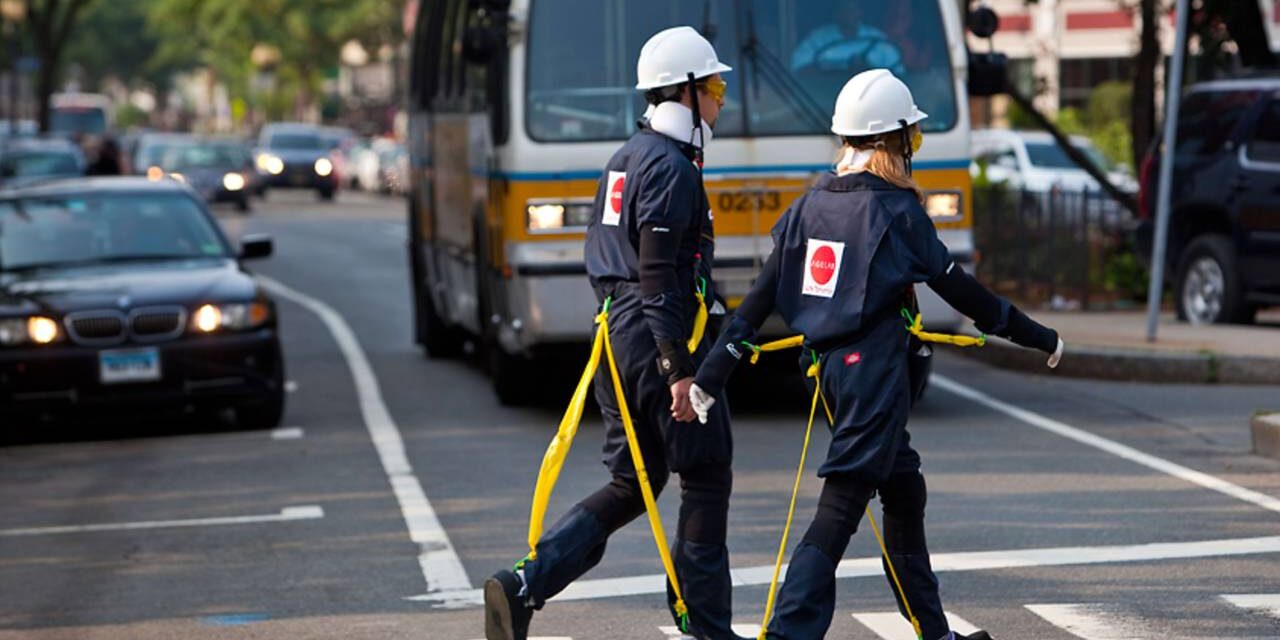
[851,612,979,639]
[931,375,1280,515]
[1024,603,1149,639]
[0,506,323,537]
[270,427,305,440]
[259,276,470,593]
[659,624,761,638]
[1221,594,1280,618]
[408,534,1280,608]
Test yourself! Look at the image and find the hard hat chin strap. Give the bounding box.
[898,118,913,176]
[687,71,705,169]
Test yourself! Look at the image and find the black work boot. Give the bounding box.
[484,570,533,640]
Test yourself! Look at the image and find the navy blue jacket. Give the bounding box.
[585,124,715,381]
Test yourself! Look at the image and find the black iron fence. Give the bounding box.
[972,183,1148,311]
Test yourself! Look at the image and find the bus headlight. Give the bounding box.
[526,198,594,232]
[314,157,333,177]
[924,191,962,222]
[223,172,246,191]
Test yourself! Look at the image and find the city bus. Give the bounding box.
[408,0,978,403]
[50,93,112,137]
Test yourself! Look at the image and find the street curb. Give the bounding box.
[956,337,1280,385]
[1252,413,1280,460]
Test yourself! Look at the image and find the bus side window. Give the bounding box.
[437,0,468,106]
[410,0,447,109]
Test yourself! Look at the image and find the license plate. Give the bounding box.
[99,348,162,385]
[290,173,309,185]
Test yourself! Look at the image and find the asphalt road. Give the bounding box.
[2,190,1278,640]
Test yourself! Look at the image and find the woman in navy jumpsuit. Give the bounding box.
[690,70,1062,640]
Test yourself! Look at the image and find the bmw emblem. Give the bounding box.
[117,296,131,309]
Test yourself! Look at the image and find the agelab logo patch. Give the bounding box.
[802,239,845,298]
[603,171,625,226]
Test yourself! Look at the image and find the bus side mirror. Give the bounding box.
[968,6,1000,39]
[463,1,509,65]
[968,51,1007,97]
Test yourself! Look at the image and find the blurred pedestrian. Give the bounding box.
[87,137,122,176]
[687,69,1065,640]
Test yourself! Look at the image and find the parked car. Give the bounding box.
[0,138,87,188]
[161,138,256,212]
[254,123,338,200]
[1136,77,1280,325]
[0,120,38,140]
[972,129,1137,194]
[0,177,285,427]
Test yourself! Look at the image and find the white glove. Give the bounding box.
[1047,338,1065,369]
[689,383,716,425]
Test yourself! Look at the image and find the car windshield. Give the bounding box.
[269,133,324,150]
[1,151,80,177]
[163,144,246,169]
[1025,142,1112,171]
[50,108,108,136]
[0,193,229,271]
[137,139,189,169]
[526,0,956,141]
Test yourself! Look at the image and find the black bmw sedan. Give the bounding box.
[0,177,285,428]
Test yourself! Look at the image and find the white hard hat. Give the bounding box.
[830,69,928,137]
[635,26,732,91]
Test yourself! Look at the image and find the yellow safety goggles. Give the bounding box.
[697,78,727,103]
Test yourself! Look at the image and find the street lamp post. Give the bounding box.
[0,0,27,133]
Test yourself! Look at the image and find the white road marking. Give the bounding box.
[931,375,1280,515]
[270,426,304,440]
[1024,603,1149,640]
[260,276,470,594]
[1221,593,1280,618]
[0,505,323,537]
[851,612,979,639]
[659,624,761,638]
[407,534,1280,608]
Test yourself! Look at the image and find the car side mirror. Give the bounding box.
[240,234,273,260]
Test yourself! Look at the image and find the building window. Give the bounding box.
[1059,57,1133,110]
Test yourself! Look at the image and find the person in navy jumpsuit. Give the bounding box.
[689,70,1063,640]
[484,27,747,640]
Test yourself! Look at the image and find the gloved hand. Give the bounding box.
[689,383,716,425]
[1047,338,1065,369]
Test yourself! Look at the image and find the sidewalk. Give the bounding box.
[957,310,1280,384]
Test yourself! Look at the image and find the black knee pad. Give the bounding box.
[581,471,669,533]
[677,465,732,544]
[877,471,928,553]
[801,476,874,561]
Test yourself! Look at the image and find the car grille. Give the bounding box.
[130,307,185,341]
[66,311,127,345]
[63,307,187,345]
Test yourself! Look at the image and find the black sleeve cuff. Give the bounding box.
[656,338,696,386]
[1002,307,1059,354]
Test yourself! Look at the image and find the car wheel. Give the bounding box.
[318,187,335,201]
[236,196,251,213]
[235,388,285,430]
[1175,234,1251,325]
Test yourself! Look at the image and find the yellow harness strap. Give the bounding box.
[688,290,709,354]
[523,297,694,631]
[904,311,986,348]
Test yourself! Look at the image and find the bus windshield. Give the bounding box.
[50,108,108,136]
[526,0,956,142]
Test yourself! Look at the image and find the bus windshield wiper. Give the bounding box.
[737,2,829,134]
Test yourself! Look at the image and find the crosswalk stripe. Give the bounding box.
[1221,593,1280,618]
[658,624,762,638]
[851,612,980,640]
[1024,604,1150,640]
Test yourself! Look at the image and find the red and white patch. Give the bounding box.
[844,351,862,366]
[603,171,625,226]
[802,239,845,298]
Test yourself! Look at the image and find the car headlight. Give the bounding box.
[257,154,284,175]
[146,166,164,181]
[223,172,246,191]
[526,198,594,232]
[314,157,333,177]
[0,316,61,346]
[191,303,272,333]
[924,191,963,222]
[169,172,186,183]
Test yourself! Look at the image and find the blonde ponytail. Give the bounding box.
[835,124,924,203]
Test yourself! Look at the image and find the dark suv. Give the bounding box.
[1136,78,1280,324]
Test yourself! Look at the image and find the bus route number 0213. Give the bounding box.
[716,190,782,214]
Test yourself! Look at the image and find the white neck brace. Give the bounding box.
[647,101,714,148]
[835,147,876,175]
